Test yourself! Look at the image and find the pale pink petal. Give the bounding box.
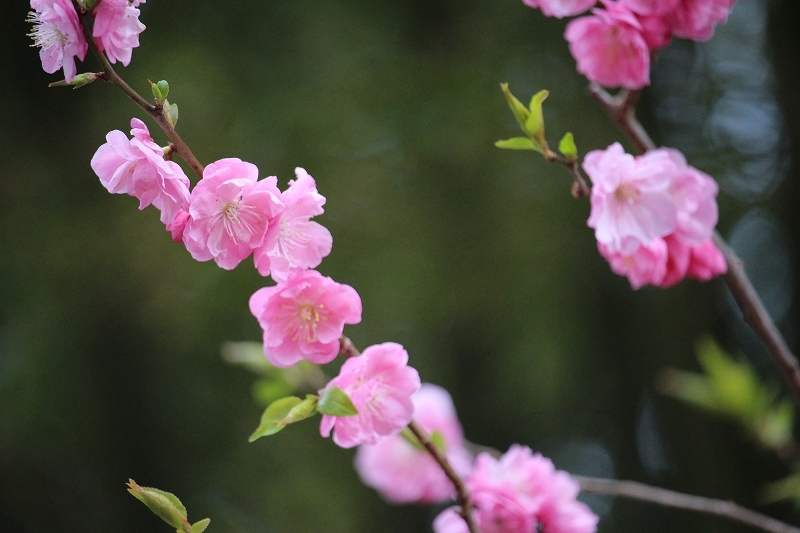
[522,0,596,18]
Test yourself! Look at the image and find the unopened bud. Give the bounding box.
[48,72,102,89]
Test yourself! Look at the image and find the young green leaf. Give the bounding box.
[558,132,578,159]
[277,395,319,425]
[127,479,190,532]
[192,518,211,533]
[524,90,549,144]
[317,386,358,417]
[494,137,537,151]
[500,83,531,131]
[249,396,304,441]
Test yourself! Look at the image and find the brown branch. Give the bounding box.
[588,82,800,402]
[576,476,800,533]
[712,232,800,401]
[407,420,479,533]
[74,5,205,179]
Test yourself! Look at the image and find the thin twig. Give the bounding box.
[577,476,800,533]
[408,420,479,533]
[587,82,800,402]
[73,4,205,179]
[338,336,361,358]
[543,148,590,198]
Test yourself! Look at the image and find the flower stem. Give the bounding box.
[587,82,800,403]
[407,420,479,533]
[74,4,205,179]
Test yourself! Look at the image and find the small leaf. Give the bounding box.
[127,479,190,531]
[558,132,578,159]
[249,396,303,442]
[494,137,537,151]
[157,80,170,100]
[168,103,179,126]
[317,386,358,417]
[150,80,165,102]
[524,89,549,144]
[430,430,447,453]
[500,83,531,131]
[192,518,211,533]
[49,72,101,89]
[278,395,319,425]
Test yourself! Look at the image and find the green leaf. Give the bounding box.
[221,341,274,375]
[150,80,165,102]
[524,89,549,143]
[558,132,578,159]
[430,430,447,453]
[191,518,211,533]
[168,103,179,127]
[761,473,800,504]
[156,80,170,100]
[277,395,319,425]
[317,386,358,417]
[500,83,531,131]
[127,479,190,531]
[249,396,304,442]
[494,137,537,151]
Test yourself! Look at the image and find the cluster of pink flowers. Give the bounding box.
[434,445,598,533]
[27,0,146,83]
[585,143,726,289]
[355,383,473,503]
[524,0,737,89]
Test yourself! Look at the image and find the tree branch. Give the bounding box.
[576,476,800,533]
[407,420,479,533]
[587,83,800,402]
[74,5,205,179]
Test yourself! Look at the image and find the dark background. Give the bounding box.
[1,0,799,532]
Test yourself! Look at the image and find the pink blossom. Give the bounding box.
[253,168,333,282]
[522,0,596,18]
[660,234,692,288]
[668,0,737,41]
[249,269,362,368]
[166,209,189,243]
[537,470,599,533]
[27,0,87,83]
[354,383,473,504]
[585,143,677,254]
[687,239,727,281]
[598,238,668,289]
[92,0,146,66]
[320,342,421,449]
[434,446,597,533]
[183,158,284,270]
[91,118,190,224]
[565,1,651,89]
[664,149,719,247]
[620,0,679,16]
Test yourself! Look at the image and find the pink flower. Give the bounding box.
[27,0,87,83]
[91,118,190,224]
[565,1,651,89]
[537,470,599,533]
[249,269,362,368]
[434,446,597,533]
[320,342,421,449]
[620,0,679,16]
[522,0,597,18]
[668,0,737,41]
[664,149,719,247]
[254,168,333,282]
[92,0,146,66]
[166,208,189,243]
[598,238,668,289]
[687,239,727,281]
[660,234,692,288]
[585,143,677,254]
[354,383,473,504]
[183,158,284,270]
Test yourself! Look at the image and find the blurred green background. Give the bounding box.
[1,0,799,532]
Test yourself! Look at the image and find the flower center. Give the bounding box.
[285,302,325,342]
[614,182,639,203]
[27,13,68,51]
